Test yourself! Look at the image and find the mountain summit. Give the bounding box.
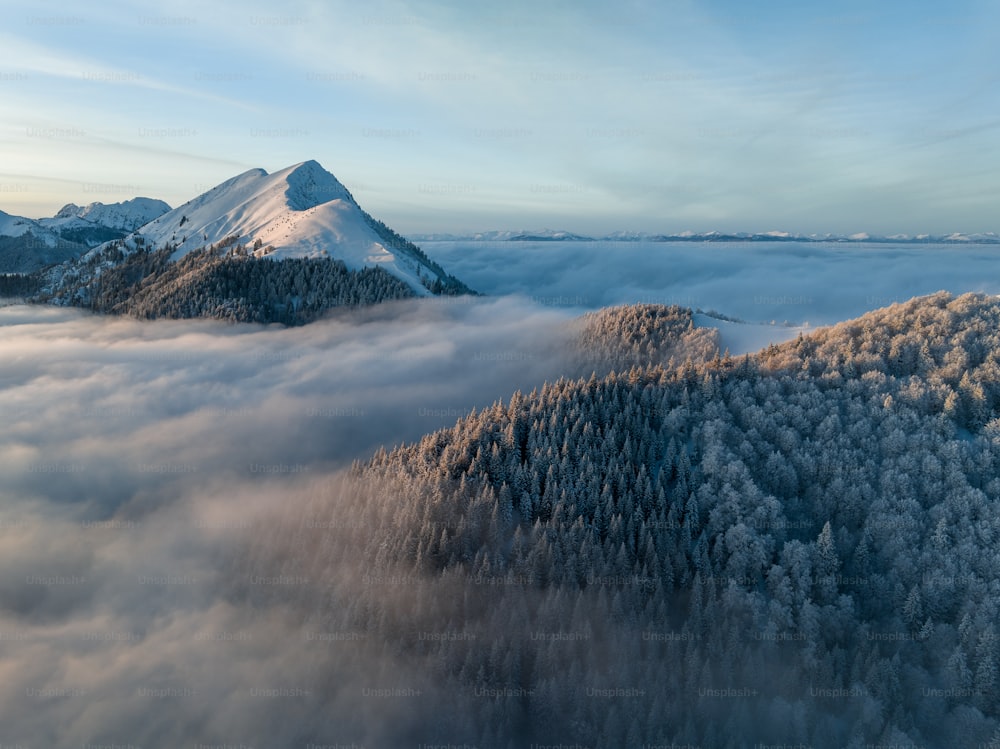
[133,160,456,294]
[35,161,472,323]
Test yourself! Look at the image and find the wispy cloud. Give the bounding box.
[0,33,254,108]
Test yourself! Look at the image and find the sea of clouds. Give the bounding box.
[0,297,584,747]
[4,240,1000,745]
[425,239,1000,324]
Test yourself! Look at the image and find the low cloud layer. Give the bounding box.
[8,255,982,744]
[0,297,581,747]
[425,240,1000,325]
[2,298,580,507]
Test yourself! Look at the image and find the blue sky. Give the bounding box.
[1,0,998,235]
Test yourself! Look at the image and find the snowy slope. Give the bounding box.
[0,210,56,244]
[129,160,434,294]
[692,313,808,355]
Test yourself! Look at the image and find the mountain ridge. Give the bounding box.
[0,198,172,273]
[45,197,172,233]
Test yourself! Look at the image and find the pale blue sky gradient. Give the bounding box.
[1,0,998,234]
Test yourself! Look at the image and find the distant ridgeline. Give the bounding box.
[32,233,474,325]
[236,292,1000,747]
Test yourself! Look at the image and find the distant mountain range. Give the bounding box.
[0,198,171,273]
[408,228,1000,244]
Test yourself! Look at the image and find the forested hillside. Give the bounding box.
[234,292,1000,748]
[569,302,720,375]
[40,238,417,324]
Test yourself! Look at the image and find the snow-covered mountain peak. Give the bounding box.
[81,160,464,296]
[277,159,355,211]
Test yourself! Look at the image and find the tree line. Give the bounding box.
[39,238,419,324]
